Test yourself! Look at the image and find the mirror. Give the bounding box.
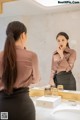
[0,1,80,90]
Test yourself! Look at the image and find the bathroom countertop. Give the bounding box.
[31,96,80,120]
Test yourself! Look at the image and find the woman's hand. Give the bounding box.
[57,46,64,59]
[49,79,56,87]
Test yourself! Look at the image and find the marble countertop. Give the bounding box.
[31,96,80,120]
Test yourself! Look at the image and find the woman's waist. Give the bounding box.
[56,70,72,75]
[13,87,29,93]
[0,87,29,97]
[0,80,30,93]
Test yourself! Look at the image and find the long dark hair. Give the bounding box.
[2,21,27,93]
[56,32,70,48]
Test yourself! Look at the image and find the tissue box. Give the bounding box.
[36,96,61,108]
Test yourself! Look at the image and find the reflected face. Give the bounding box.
[57,35,68,49]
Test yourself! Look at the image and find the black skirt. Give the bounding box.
[0,87,35,120]
[54,71,76,90]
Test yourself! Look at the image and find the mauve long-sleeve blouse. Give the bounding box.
[50,47,76,82]
[0,45,40,90]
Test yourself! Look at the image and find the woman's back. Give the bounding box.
[0,21,40,120]
[0,45,40,90]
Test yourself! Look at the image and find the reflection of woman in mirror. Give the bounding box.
[49,32,76,90]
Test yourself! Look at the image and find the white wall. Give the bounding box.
[0,10,80,90]
[0,16,25,50]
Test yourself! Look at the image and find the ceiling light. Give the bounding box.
[34,0,63,7]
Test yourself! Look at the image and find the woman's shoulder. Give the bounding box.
[26,50,38,58]
[51,51,58,59]
[52,51,58,58]
[68,48,76,54]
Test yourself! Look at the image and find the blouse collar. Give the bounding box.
[15,45,27,50]
[54,47,71,55]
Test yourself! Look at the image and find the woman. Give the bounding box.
[0,21,40,120]
[49,32,76,90]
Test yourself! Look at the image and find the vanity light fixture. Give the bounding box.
[34,0,63,7]
[0,0,16,14]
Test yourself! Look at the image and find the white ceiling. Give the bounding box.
[0,0,80,17]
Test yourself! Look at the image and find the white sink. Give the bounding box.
[49,102,80,120]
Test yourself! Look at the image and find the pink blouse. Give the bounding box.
[0,45,40,90]
[50,47,76,82]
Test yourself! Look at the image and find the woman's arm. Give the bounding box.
[59,50,76,72]
[49,54,56,86]
[31,53,41,84]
